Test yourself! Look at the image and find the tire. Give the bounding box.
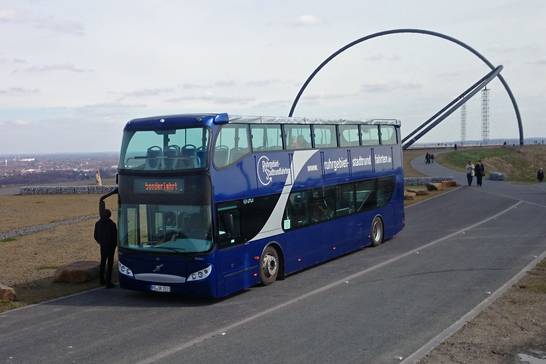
[259,246,280,285]
[370,216,384,247]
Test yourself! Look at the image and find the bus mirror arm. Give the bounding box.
[99,188,119,216]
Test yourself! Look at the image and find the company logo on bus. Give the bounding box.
[257,155,290,186]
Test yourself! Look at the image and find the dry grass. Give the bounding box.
[0,219,101,287]
[403,149,428,177]
[0,194,110,232]
[436,145,546,182]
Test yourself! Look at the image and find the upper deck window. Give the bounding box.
[339,125,360,147]
[250,124,283,152]
[120,127,209,171]
[313,125,337,148]
[284,125,312,150]
[361,125,380,146]
[380,125,397,145]
[214,124,251,168]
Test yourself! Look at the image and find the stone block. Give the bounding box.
[426,182,444,191]
[441,180,457,188]
[54,261,100,283]
[0,283,16,302]
[415,190,430,196]
[404,191,416,200]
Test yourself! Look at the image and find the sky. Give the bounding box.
[0,0,545,153]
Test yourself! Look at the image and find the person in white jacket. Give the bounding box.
[465,161,475,186]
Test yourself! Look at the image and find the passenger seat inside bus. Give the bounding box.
[146,146,163,169]
[164,145,179,169]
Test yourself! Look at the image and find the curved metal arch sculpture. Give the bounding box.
[289,28,524,145]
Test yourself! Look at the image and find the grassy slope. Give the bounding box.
[436,145,546,182]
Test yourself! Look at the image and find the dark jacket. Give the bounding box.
[94,217,117,250]
[475,163,485,177]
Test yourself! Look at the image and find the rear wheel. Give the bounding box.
[259,246,279,285]
[371,216,384,247]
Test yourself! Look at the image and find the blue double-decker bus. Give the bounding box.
[113,113,404,298]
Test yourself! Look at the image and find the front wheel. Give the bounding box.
[259,246,280,285]
[371,216,384,247]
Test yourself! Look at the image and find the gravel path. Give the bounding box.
[0,215,95,241]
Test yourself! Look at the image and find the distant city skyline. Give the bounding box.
[1,0,545,153]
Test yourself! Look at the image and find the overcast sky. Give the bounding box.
[1,0,545,153]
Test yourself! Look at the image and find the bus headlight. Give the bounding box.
[118,262,134,277]
[187,265,212,282]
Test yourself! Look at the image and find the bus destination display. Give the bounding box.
[134,178,184,194]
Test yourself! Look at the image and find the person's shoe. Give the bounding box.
[105,283,116,289]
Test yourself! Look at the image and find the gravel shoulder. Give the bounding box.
[419,259,546,364]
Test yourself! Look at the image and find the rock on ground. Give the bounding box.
[404,191,417,200]
[54,261,100,283]
[426,182,445,191]
[0,283,16,302]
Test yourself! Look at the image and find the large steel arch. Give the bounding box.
[289,28,524,145]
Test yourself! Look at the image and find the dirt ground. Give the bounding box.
[419,259,546,364]
[0,194,103,232]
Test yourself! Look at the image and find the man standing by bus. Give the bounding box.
[94,202,117,288]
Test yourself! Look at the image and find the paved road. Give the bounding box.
[1,162,546,363]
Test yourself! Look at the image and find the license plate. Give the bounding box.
[150,284,171,293]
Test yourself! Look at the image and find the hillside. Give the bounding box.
[436,145,546,182]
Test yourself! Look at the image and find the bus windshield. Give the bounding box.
[120,127,209,171]
[119,203,212,253]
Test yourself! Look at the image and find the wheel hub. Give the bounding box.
[262,254,278,277]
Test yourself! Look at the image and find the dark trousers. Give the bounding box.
[100,246,116,285]
[476,174,483,186]
[467,174,473,186]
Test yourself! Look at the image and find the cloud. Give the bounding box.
[165,95,255,104]
[0,87,39,95]
[487,45,539,54]
[360,82,422,93]
[364,54,401,62]
[528,59,546,65]
[0,8,84,36]
[0,119,31,127]
[120,87,175,98]
[180,80,235,89]
[15,64,93,73]
[291,15,323,27]
[245,79,288,87]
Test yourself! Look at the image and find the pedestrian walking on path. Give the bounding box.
[475,160,485,187]
[538,168,544,183]
[465,160,475,186]
[425,153,430,164]
[94,202,117,288]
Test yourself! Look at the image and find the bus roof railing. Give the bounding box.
[229,115,401,126]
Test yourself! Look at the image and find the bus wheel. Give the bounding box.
[260,246,279,285]
[371,216,384,247]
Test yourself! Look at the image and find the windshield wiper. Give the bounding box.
[153,246,186,253]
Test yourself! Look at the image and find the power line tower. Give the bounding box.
[460,103,467,146]
[481,87,490,144]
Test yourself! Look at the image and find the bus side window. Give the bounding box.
[361,125,380,146]
[336,183,355,216]
[355,179,377,211]
[338,125,360,147]
[377,176,395,207]
[250,124,283,151]
[214,124,251,168]
[284,190,311,229]
[217,204,242,247]
[379,125,397,145]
